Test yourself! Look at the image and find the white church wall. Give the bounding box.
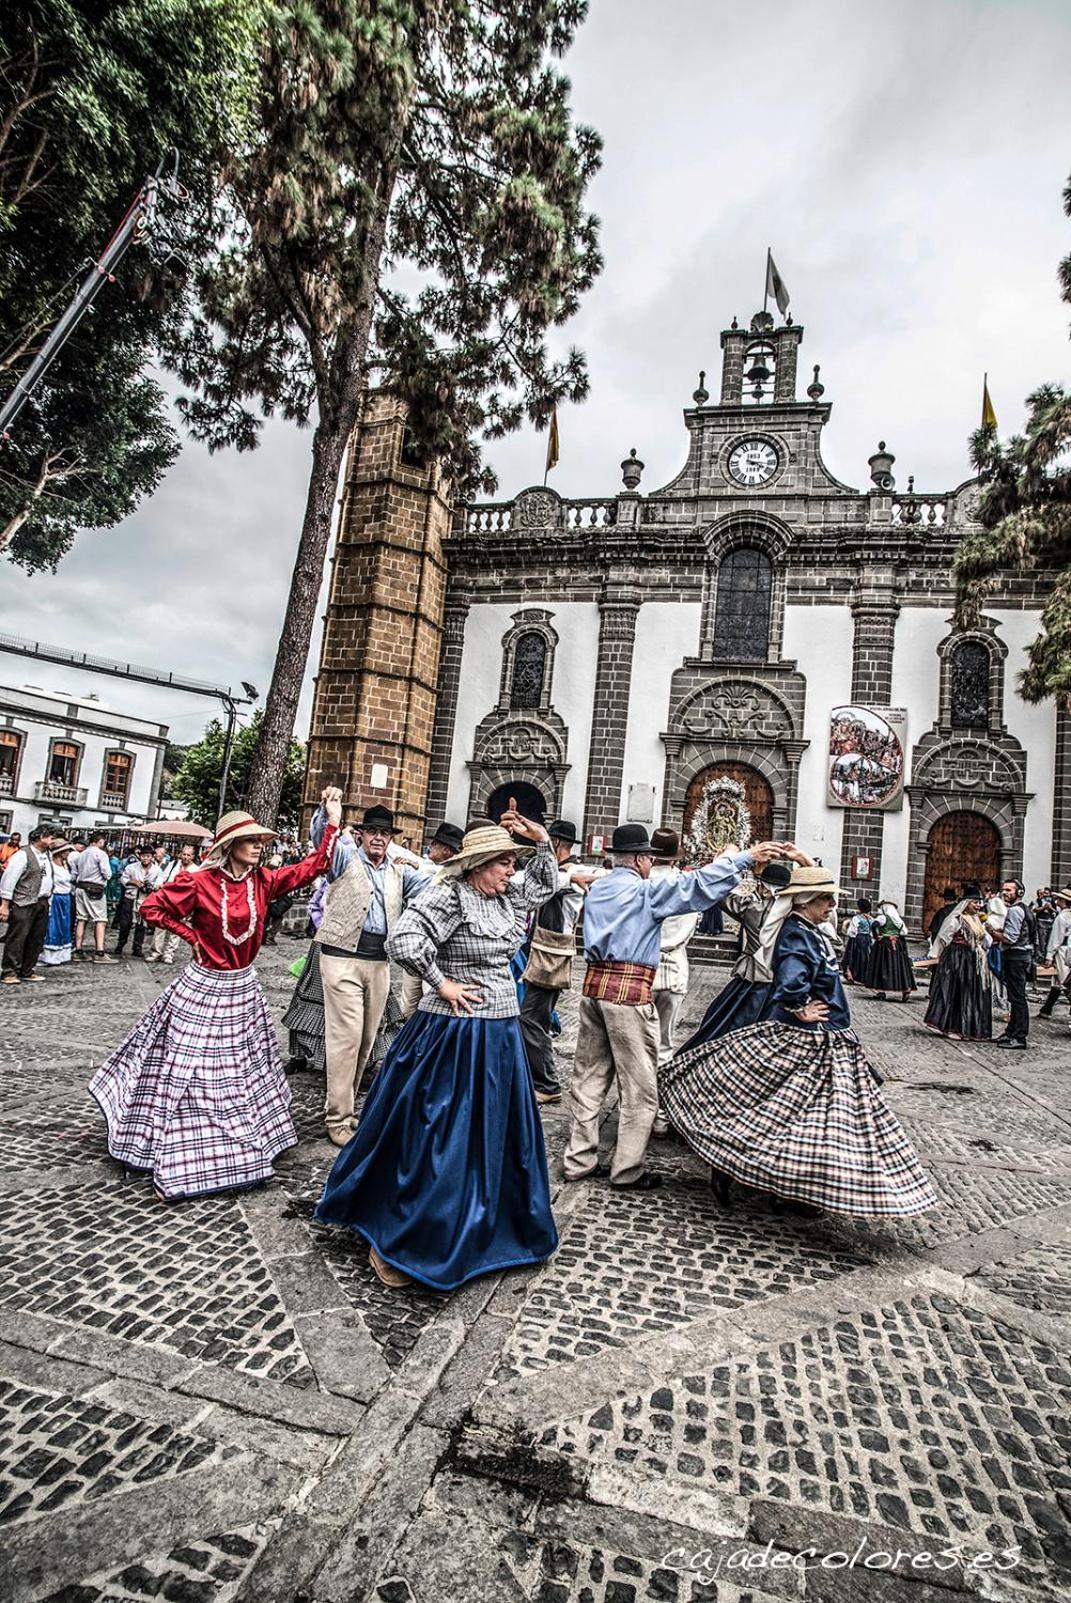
[443,600,600,823]
[885,607,950,907]
[782,604,853,872]
[991,609,1056,891]
[619,602,703,826]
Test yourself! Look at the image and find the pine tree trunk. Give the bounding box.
[243,414,353,825]
[244,181,397,826]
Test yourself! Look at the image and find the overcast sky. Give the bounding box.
[2,0,1069,751]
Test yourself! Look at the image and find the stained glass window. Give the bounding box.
[510,632,547,709]
[711,547,773,662]
[950,639,990,728]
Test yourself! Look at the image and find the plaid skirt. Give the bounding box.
[659,1020,937,1216]
[89,962,296,1200]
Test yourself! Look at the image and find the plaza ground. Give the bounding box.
[0,946,1069,1602]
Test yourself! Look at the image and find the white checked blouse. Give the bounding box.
[386,841,557,1018]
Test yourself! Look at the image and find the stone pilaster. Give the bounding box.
[582,587,641,841]
[1052,703,1071,890]
[424,595,471,831]
[838,579,900,895]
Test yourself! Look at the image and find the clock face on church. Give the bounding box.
[727,438,779,487]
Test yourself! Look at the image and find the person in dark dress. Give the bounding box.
[840,897,875,984]
[661,866,937,1217]
[315,803,559,1290]
[923,886,992,1040]
[864,900,917,1001]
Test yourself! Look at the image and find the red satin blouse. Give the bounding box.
[140,826,338,971]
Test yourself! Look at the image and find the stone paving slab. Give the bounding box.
[1,945,1070,1601]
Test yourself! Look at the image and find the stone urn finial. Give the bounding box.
[868,440,896,491]
[692,370,709,407]
[807,363,825,400]
[621,447,644,491]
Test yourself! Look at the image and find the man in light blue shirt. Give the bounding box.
[564,823,782,1189]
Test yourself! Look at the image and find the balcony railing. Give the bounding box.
[34,779,88,806]
[100,792,129,811]
[0,772,13,796]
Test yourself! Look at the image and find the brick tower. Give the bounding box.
[303,391,451,844]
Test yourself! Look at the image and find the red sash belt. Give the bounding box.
[582,959,656,1007]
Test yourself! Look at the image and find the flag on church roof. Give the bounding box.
[981,374,998,429]
[765,249,790,318]
[545,405,560,475]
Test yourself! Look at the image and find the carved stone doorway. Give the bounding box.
[922,812,1002,933]
[683,762,773,844]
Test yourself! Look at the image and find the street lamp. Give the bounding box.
[217,683,258,819]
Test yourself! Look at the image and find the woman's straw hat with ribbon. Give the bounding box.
[436,823,534,880]
[203,810,277,866]
[786,864,841,900]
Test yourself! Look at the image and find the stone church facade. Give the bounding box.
[305,312,1068,932]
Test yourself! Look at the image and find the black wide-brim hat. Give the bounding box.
[611,823,651,853]
[548,819,579,847]
[429,821,464,854]
[359,805,396,832]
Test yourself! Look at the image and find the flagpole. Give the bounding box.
[763,247,770,315]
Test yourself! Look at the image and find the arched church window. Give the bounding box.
[950,639,990,728]
[510,632,547,709]
[711,547,773,662]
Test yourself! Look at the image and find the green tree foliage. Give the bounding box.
[0,0,263,569]
[167,0,602,821]
[955,174,1071,708]
[172,712,305,831]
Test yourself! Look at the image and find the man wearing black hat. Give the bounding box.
[1,821,58,982]
[564,823,782,1189]
[517,820,594,1104]
[398,821,465,1018]
[311,802,431,1144]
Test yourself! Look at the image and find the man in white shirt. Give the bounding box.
[1,822,58,983]
[73,830,115,962]
[1038,887,1071,1020]
[145,843,198,965]
[649,829,700,1135]
[117,847,163,958]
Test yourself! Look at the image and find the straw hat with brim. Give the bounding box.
[49,839,71,856]
[787,865,841,900]
[203,810,278,865]
[436,824,534,879]
[1055,887,1071,903]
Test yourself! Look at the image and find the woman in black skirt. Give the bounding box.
[864,899,917,1001]
[923,885,992,1040]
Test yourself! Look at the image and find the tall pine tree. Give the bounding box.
[955,171,1071,707]
[0,1,263,569]
[168,1,602,823]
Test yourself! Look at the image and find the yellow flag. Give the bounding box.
[981,374,997,429]
[545,405,560,474]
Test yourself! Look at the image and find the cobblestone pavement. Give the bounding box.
[1,946,1070,1602]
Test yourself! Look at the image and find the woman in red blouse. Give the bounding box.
[90,789,342,1200]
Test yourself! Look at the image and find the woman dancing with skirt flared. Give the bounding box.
[661,865,937,1218]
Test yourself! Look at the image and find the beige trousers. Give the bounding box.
[653,988,685,1067]
[564,996,660,1185]
[150,926,181,963]
[399,969,426,1019]
[319,953,391,1134]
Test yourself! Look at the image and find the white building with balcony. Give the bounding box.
[0,684,169,840]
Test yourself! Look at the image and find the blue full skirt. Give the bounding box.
[315,1011,559,1291]
[679,974,772,1055]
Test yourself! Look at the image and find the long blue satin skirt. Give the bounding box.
[315,1011,559,1291]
